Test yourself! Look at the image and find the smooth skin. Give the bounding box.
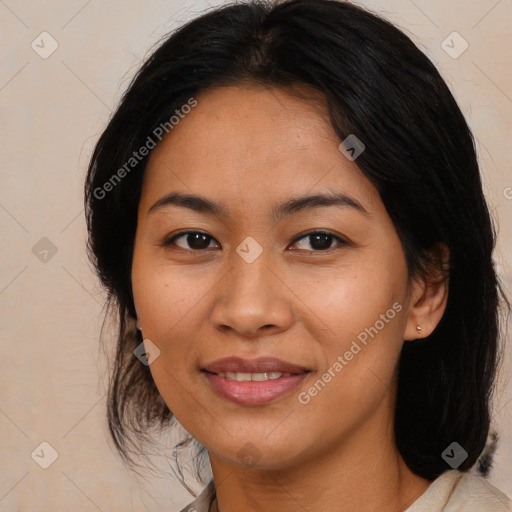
[131,84,449,512]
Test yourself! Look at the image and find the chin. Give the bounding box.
[208,435,308,471]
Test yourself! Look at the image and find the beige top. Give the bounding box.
[178,470,512,512]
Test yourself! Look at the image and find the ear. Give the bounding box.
[403,242,450,341]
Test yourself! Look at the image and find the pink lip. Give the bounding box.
[202,356,311,405]
[203,372,309,405]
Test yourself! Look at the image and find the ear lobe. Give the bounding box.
[404,243,450,341]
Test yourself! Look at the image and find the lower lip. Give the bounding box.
[203,372,309,405]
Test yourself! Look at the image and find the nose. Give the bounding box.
[210,247,294,339]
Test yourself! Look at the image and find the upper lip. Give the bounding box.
[202,357,310,374]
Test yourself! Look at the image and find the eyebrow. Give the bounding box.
[147,190,368,221]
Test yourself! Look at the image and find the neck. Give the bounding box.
[208,390,432,512]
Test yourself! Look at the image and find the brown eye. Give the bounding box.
[290,231,348,251]
[163,231,219,251]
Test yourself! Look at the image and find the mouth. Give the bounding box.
[208,371,299,381]
[201,357,311,405]
[202,356,310,375]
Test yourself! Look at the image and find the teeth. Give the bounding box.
[216,371,293,381]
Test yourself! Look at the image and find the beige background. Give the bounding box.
[1,0,511,510]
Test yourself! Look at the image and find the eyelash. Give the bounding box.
[161,230,349,253]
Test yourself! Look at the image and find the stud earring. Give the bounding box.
[136,319,142,331]
[416,325,422,337]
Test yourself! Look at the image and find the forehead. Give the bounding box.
[141,84,379,215]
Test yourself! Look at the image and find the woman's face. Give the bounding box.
[131,84,419,470]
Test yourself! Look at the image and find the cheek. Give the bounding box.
[289,257,406,341]
[132,255,210,334]
[131,258,220,399]
[293,270,406,434]
[131,263,208,411]
[292,253,408,399]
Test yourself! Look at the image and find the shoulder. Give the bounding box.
[405,469,512,512]
[447,470,512,511]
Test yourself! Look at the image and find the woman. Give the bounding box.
[84,0,512,510]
